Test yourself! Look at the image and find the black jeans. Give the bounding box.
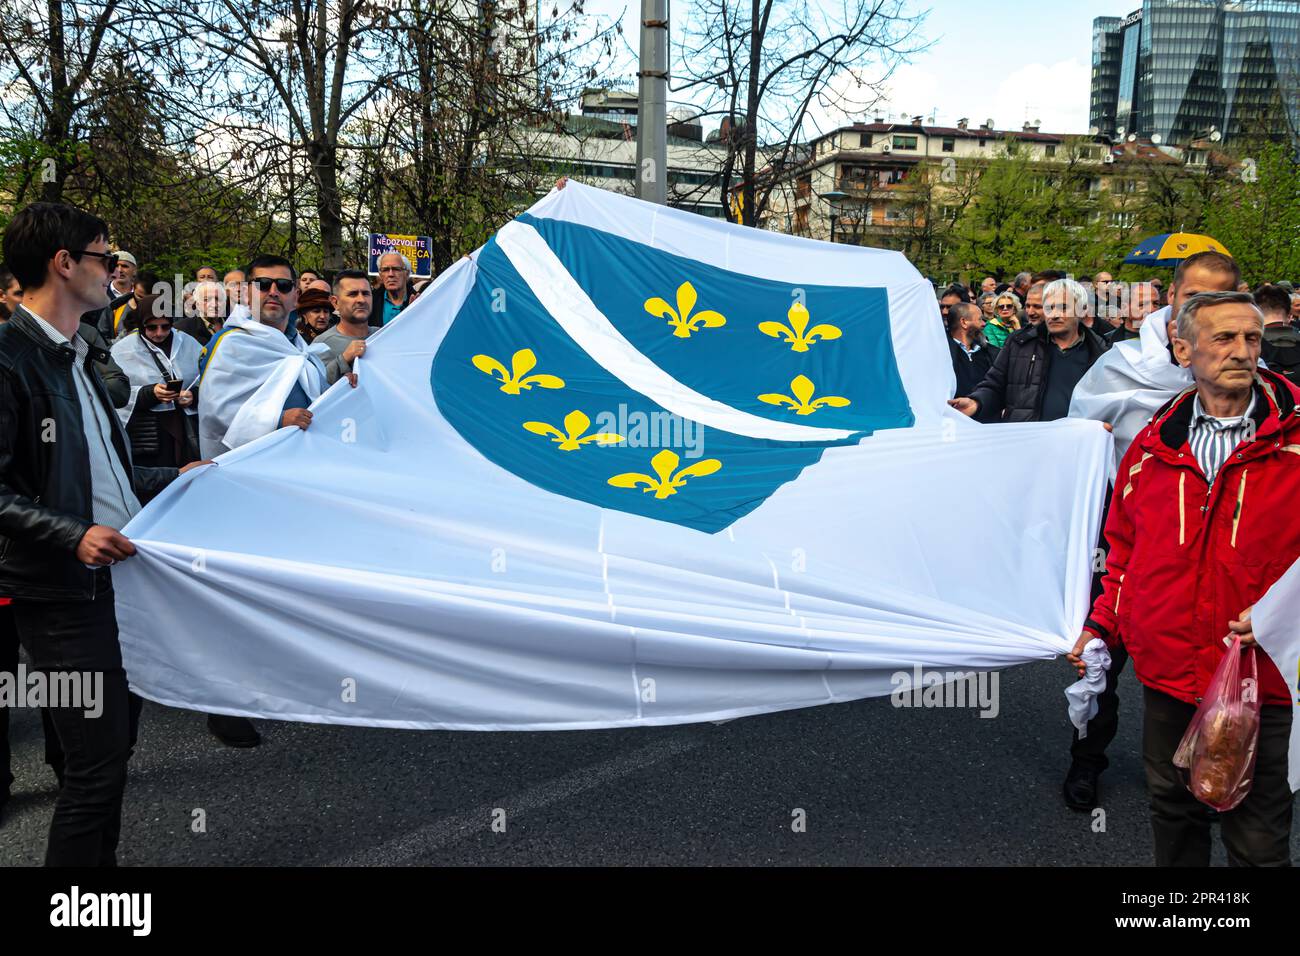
[1071,481,1124,774]
[1143,685,1293,867]
[11,581,142,867]
[1070,639,1129,772]
[1,602,14,799]
[2,602,66,800]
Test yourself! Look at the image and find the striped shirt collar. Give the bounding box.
[1191,390,1256,430]
[1187,389,1257,486]
[26,308,88,361]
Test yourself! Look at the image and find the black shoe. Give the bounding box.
[207,714,262,749]
[1063,762,1101,811]
[0,790,9,827]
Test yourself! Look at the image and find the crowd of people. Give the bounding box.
[0,202,441,863]
[943,253,1300,867]
[1,196,1299,868]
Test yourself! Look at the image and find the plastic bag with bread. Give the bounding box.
[1172,639,1260,812]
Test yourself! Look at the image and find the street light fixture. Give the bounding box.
[818,188,848,244]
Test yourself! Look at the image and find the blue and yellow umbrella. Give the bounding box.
[1124,232,1231,267]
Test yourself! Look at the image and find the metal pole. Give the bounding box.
[635,0,668,204]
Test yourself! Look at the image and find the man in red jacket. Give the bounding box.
[1069,290,1297,866]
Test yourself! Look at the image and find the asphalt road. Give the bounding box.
[2,653,1295,866]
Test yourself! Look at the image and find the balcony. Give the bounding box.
[837,175,910,193]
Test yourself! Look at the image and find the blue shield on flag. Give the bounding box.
[431,215,914,533]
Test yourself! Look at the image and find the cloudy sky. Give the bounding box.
[584,0,1135,135]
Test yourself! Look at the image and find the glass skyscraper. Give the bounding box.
[1089,1,1300,147]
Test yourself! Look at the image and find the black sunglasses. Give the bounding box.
[73,249,120,273]
[144,322,172,331]
[252,277,296,294]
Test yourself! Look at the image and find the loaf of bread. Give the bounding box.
[1189,700,1259,808]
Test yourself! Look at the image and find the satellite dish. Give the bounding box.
[1210,130,1222,142]
[984,117,994,129]
[1151,133,1162,144]
[1116,125,1125,135]
[1089,126,1099,136]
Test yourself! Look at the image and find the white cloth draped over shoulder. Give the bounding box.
[110,329,202,427]
[114,183,1113,731]
[1067,306,1192,465]
[196,306,328,459]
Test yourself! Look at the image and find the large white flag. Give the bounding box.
[114,183,1112,730]
[1250,559,1300,792]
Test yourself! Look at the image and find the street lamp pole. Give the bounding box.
[635,0,669,204]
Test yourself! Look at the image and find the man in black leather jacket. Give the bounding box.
[0,202,206,865]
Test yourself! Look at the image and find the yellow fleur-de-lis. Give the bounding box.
[471,348,565,395]
[607,449,722,500]
[522,410,624,452]
[643,281,727,338]
[757,374,850,416]
[758,302,842,352]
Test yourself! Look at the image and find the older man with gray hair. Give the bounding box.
[377,251,412,326]
[949,278,1109,422]
[1069,290,1299,866]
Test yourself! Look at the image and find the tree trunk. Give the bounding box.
[309,140,344,271]
[42,0,70,202]
[742,0,761,227]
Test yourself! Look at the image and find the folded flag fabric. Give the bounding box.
[1249,557,1300,793]
[114,182,1112,730]
[1068,305,1191,466]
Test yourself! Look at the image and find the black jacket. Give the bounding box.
[1262,324,1300,385]
[0,307,177,601]
[174,313,219,347]
[1103,323,1141,346]
[78,320,130,408]
[948,337,997,398]
[968,321,1110,423]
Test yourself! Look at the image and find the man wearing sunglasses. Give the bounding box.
[194,255,330,749]
[197,258,327,453]
[0,202,208,865]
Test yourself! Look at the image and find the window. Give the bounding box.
[1109,211,1135,228]
[1045,145,1057,158]
[942,138,955,152]
[892,135,918,150]
[978,138,987,148]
